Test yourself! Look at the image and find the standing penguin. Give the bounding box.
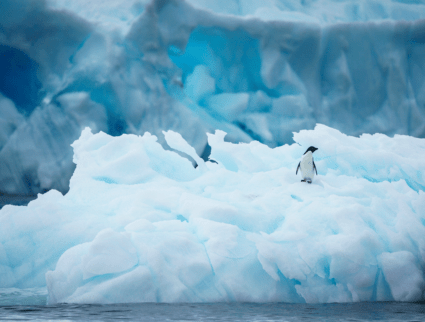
[296,146,318,183]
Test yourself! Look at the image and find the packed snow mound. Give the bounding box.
[1,0,425,195]
[2,125,424,303]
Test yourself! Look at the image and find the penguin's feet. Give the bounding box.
[307,179,312,184]
[301,179,306,182]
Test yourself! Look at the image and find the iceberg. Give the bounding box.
[1,0,425,195]
[1,125,424,304]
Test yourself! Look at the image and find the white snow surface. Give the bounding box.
[1,125,424,304]
[1,0,425,195]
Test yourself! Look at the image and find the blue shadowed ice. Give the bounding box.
[0,125,424,304]
[0,46,42,115]
[1,0,425,194]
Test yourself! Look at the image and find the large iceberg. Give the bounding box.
[0,125,424,304]
[1,0,425,195]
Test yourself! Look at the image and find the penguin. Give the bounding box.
[296,146,318,184]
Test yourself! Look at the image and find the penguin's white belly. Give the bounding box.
[300,154,315,180]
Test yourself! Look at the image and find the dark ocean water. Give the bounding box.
[0,295,424,322]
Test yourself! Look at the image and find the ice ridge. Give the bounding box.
[0,125,424,304]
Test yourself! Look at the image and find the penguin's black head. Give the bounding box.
[304,146,318,155]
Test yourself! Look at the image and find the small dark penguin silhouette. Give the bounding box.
[296,146,318,184]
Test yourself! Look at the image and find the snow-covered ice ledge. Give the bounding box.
[1,124,425,304]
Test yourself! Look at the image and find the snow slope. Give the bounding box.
[0,125,424,303]
[0,0,425,194]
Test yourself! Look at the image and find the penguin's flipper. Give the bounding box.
[296,162,301,175]
[313,161,317,175]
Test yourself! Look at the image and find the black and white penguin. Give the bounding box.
[296,146,318,184]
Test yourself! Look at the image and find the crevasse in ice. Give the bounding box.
[1,0,425,194]
[1,125,424,303]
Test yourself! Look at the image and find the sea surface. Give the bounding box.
[0,289,424,322]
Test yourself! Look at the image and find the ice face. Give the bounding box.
[1,125,424,304]
[1,0,425,195]
[184,0,425,22]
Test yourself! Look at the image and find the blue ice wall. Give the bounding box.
[54,80,128,137]
[169,27,267,95]
[0,45,42,115]
[167,16,425,146]
[0,0,425,195]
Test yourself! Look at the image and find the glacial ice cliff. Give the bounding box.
[1,0,425,194]
[0,125,424,304]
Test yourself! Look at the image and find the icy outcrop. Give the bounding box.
[1,0,425,195]
[0,125,424,303]
[184,0,425,22]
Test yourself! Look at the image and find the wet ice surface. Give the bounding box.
[0,302,424,321]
